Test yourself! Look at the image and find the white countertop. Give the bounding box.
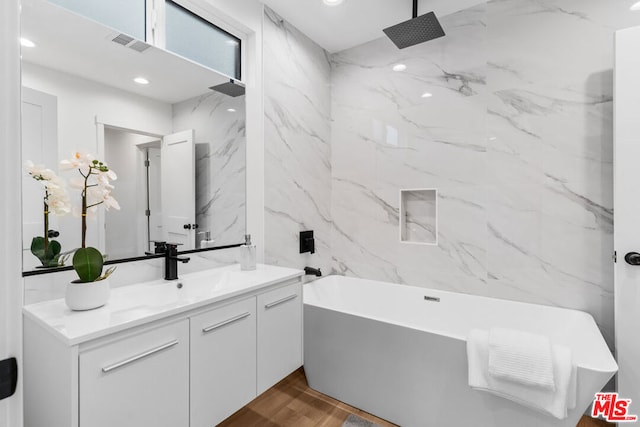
[23,263,304,346]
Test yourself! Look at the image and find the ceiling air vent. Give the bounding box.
[129,41,151,53]
[112,33,134,46]
[110,33,150,53]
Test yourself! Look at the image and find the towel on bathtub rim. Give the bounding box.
[488,327,556,390]
[466,329,576,420]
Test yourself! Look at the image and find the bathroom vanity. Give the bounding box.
[23,264,304,427]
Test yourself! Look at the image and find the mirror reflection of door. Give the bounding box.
[104,127,196,259]
[161,130,196,250]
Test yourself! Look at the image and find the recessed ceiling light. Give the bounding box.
[133,77,149,85]
[421,92,433,98]
[631,1,640,10]
[227,108,236,113]
[323,0,344,6]
[20,38,35,48]
[393,64,407,72]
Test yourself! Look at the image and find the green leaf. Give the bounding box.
[45,240,61,259]
[30,237,46,259]
[31,237,63,267]
[73,247,104,282]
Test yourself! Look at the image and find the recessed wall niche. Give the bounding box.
[399,189,438,245]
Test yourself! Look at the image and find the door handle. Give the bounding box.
[625,252,640,265]
[265,294,297,309]
[102,340,179,373]
[202,312,251,333]
[183,224,191,230]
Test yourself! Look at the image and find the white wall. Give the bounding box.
[0,0,24,424]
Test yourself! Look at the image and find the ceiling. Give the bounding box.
[21,0,230,104]
[261,0,486,53]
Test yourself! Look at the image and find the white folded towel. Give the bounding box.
[467,329,576,420]
[488,327,555,390]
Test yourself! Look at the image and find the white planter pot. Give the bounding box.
[65,278,110,311]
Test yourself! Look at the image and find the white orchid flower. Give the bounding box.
[96,173,115,189]
[60,151,93,171]
[103,194,120,210]
[25,160,71,217]
[105,169,117,181]
[60,152,119,250]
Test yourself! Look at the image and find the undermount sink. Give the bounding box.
[115,269,237,309]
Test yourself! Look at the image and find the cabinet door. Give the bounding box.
[79,320,189,427]
[190,297,257,427]
[257,281,302,394]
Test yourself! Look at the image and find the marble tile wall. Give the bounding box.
[173,91,246,247]
[330,0,639,347]
[263,7,333,275]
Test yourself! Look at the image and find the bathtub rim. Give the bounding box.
[304,274,618,375]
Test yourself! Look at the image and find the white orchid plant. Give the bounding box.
[25,161,71,267]
[60,151,120,282]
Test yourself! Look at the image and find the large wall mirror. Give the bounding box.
[21,0,246,274]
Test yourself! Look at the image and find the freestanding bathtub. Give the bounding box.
[303,275,617,427]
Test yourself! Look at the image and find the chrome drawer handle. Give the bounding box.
[265,294,297,309]
[202,312,251,333]
[102,340,179,373]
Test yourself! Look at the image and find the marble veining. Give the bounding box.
[323,0,637,348]
[263,6,333,275]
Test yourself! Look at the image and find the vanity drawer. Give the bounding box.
[257,280,303,394]
[78,320,189,427]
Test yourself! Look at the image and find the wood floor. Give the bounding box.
[219,368,613,427]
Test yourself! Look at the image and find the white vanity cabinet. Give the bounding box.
[23,264,304,427]
[190,296,257,427]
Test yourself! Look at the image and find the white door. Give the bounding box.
[614,26,640,408]
[21,87,58,271]
[161,130,195,249]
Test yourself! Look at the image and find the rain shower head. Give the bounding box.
[383,0,445,49]
[209,79,245,97]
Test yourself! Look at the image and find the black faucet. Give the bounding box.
[164,243,190,280]
[304,266,322,277]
